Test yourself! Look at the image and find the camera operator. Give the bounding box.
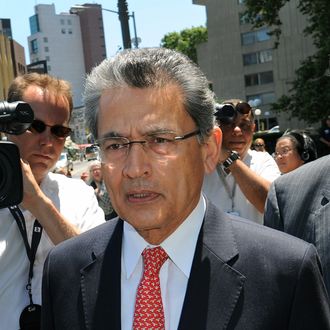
[0,73,105,330]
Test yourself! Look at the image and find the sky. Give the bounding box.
[1,0,207,62]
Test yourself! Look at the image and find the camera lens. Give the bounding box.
[0,142,23,208]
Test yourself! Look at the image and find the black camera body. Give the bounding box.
[0,101,34,208]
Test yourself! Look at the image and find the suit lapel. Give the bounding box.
[179,201,245,330]
[80,220,123,330]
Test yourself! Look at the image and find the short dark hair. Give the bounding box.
[279,130,317,163]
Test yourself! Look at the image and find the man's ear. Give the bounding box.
[203,126,222,174]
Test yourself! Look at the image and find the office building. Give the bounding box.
[0,19,26,100]
[193,0,315,130]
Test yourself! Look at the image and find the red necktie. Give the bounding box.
[133,246,168,330]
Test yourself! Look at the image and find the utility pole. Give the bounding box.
[117,0,132,49]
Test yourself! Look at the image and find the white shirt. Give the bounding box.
[0,172,105,330]
[121,195,205,330]
[203,149,280,224]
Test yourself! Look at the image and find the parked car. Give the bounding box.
[55,152,73,171]
[85,145,99,161]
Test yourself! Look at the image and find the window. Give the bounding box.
[259,49,272,63]
[67,19,72,25]
[247,92,276,105]
[29,15,40,34]
[46,56,50,61]
[60,19,65,25]
[68,29,72,34]
[30,39,38,54]
[259,71,274,84]
[241,31,255,45]
[245,74,259,86]
[256,29,270,42]
[241,28,270,45]
[61,28,66,34]
[243,49,272,66]
[243,53,258,66]
[245,71,273,86]
[44,46,49,52]
[43,37,48,43]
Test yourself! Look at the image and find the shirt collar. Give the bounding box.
[123,195,206,278]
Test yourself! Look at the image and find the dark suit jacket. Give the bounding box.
[42,200,330,330]
[264,155,330,294]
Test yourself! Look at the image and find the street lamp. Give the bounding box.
[254,108,262,131]
[102,8,139,49]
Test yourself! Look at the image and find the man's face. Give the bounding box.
[98,85,220,244]
[220,113,255,158]
[8,85,71,183]
[90,165,102,182]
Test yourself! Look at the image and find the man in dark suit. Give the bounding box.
[41,48,330,329]
[264,155,330,294]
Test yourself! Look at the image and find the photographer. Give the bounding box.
[0,73,105,330]
[203,100,280,224]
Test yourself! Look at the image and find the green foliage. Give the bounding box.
[243,0,330,123]
[161,26,207,64]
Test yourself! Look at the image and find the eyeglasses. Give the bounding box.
[254,144,265,147]
[28,119,72,139]
[273,147,293,159]
[96,129,201,163]
[220,119,254,133]
[214,102,252,124]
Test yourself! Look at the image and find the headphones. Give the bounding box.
[284,131,317,162]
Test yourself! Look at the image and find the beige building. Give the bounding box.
[0,19,26,100]
[0,34,14,100]
[193,0,316,130]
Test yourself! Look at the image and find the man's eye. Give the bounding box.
[240,123,251,130]
[104,141,126,150]
[150,136,172,144]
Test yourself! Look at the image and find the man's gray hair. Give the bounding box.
[84,47,215,140]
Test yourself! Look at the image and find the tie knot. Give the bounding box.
[142,247,168,275]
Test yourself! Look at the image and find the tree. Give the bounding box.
[160,26,207,64]
[243,0,330,124]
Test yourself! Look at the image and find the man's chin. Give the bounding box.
[30,162,53,176]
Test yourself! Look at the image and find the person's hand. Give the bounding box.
[20,159,44,210]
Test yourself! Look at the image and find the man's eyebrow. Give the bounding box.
[99,128,176,139]
[98,132,122,140]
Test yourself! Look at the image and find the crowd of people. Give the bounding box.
[0,48,330,329]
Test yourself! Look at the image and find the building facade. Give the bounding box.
[193,0,316,130]
[0,19,26,100]
[28,3,106,143]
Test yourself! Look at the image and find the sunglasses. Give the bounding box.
[214,102,252,124]
[29,119,72,139]
[254,144,265,147]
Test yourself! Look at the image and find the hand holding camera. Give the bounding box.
[0,101,34,208]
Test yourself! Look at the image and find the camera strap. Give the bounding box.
[8,205,43,306]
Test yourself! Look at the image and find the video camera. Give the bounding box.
[0,101,34,208]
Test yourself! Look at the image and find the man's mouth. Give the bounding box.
[127,191,159,203]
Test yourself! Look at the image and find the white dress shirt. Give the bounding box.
[121,195,205,330]
[0,172,105,330]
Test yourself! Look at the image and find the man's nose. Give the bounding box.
[122,143,151,179]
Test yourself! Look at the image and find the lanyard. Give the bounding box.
[216,164,237,212]
[8,205,43,305]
